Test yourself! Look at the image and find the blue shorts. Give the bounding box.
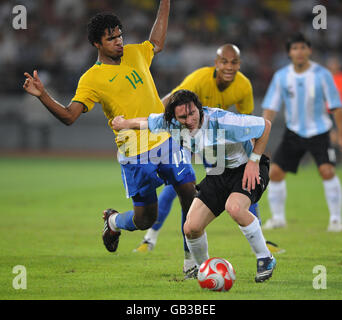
[118,138,196,200]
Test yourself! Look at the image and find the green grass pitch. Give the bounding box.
[0,156,341,300]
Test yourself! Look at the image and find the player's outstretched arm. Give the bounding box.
[161,92,172,107]
[149,0,170,54]
[262,109,277,122]
[252,119,271,156]
[112,116,148,131]
[23,70,83,125]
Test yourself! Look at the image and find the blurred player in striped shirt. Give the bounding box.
[262,33,342,232]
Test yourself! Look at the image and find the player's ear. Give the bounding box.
[93,41,101,49]
[214,57,219,69]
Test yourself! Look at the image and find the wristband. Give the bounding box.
[249,152,261,163]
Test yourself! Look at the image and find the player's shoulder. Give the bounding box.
[204,107,250,127]
[124,41,154,54]
[190,66,215,79]
[235,71,251,83]
[178,67,214,89]
[268,64,292,83]
[234,71,252,89]
[275,64,291,77]
[78,64,100,83]
[310,61,331,76]
[204,106,231,117]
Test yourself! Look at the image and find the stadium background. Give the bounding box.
[1,0,341,156]
[1,0,342,302]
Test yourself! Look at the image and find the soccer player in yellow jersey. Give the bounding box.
[136,45,283,269]
[168,45,253,114]
[23,1,197,262]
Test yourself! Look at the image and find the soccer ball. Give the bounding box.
[198,257,236,292]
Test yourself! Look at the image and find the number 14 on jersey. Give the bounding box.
[126,70,143,89]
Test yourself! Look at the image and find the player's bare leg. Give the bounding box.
[131,203,159,230]
[174,181,201,277]
[183,198,216,279]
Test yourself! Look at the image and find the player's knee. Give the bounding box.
[225,201,241,221]
[319,164,335,180]
[269,164,286,181]
[183,220,203,239]
[134,218,154,230]
[133,213,156,230]
[175,182,196,208]
[183,221,191,238]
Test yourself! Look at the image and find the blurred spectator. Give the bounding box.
[326,55,342,162]
[327,56,342,99]
[2,0,342,99]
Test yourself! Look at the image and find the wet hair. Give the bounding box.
[286,32,311,52]
[87,12,122,46]
[164,90,203,128]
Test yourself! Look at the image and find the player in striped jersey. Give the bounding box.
[134,44,282,272]
[262,33,342,232]
[112,89,276,282]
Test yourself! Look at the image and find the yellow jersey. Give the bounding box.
[72,41,169,157]
[172,67,254,114]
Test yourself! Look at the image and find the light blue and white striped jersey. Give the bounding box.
[262,61,341,138]
[148,107,265,170]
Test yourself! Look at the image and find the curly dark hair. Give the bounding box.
[164,90,203,128]
[87,12,123,46]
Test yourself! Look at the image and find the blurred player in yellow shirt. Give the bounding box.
[169,46,253,114]
[136,45,283,267]
[23,1,197,260]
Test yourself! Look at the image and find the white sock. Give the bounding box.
[323,176,341,223]
[183,257,196,272]
[185,232,209,267]
[267,180,287,221]
[108,213,120,231]
[239,217,271,259]
[144,228,160,245]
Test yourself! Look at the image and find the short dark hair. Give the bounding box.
[164,90,203,128]
[87,12,122,46]
[286,32,311,52]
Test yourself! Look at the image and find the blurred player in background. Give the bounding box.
[262,33,342,232]
[327,56,342,162]
[23,1,199,266]
[135,44,283,264]
[326,56,342,99]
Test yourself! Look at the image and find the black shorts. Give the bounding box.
[273,129,336,173]
[195,155,270,217]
